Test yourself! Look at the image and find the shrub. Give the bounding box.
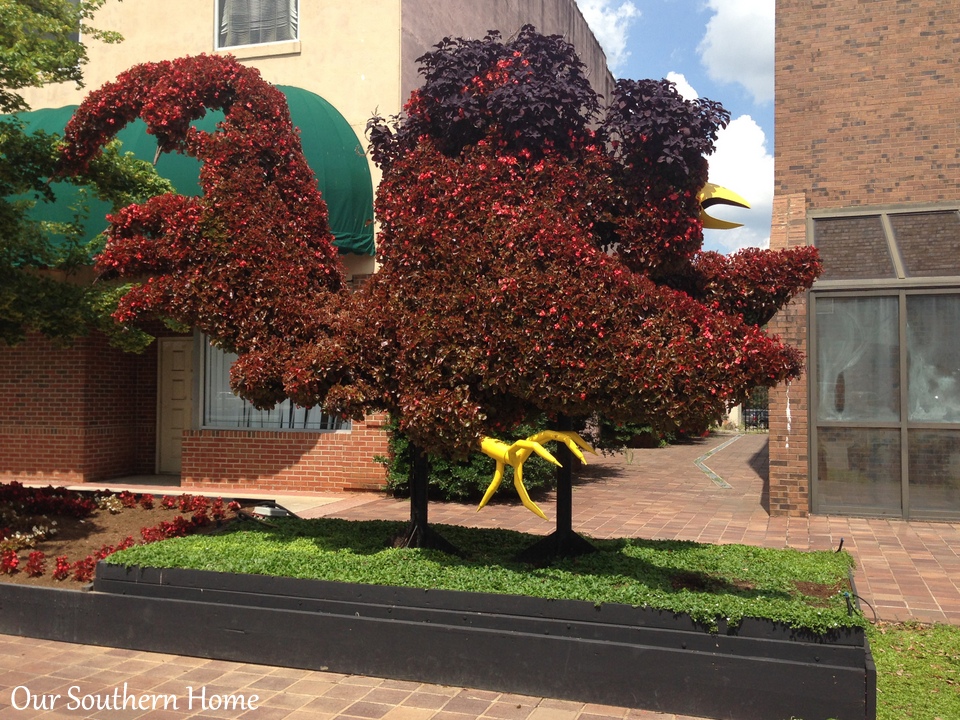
[118,490,137,508]
[380,416,558,501]
[52,555,70,581]
[588,418,675,451]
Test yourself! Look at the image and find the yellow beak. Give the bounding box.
[698,182,750,230]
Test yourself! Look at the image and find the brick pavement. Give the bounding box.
[4,432,959,719]
[0,635,705,720]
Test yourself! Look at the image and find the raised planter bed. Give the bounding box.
[0,563,876,720]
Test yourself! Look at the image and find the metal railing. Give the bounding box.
[743,408,769,430]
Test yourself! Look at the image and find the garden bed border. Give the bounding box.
[0,563,876,720]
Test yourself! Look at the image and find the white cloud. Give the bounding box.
[704,114,774,252]
[666,71,698,101]
[697,0,774,104]
[575,0,640,75]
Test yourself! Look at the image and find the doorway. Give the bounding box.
[157,337,194,474]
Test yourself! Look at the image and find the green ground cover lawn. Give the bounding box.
[107,517,960,718]
[867,622,960,720]
[108,517,861,633]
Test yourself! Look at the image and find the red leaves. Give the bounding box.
[339,116,820,454]
[56,38,821,459]
[0,482,96,518]
[0,550,18,574]
[52,556,71,581]
[59,55,346,411]
[24,551,45,577]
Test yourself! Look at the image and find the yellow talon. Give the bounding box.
[477,431,596,520]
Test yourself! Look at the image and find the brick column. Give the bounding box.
[768,192,812,516]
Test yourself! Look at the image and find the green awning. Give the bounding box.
[7,85,375,255]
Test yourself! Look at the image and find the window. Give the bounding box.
[217,0,298,49]
[202,342,348,431]
[809,206,960,520]
[66,0,81,43]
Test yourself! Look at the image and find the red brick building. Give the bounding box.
[769,0,960,520]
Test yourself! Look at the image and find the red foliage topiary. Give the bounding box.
[58,54,347,411]
[58,32,821,463]
[325,29,822,456]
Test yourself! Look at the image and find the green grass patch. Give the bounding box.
[868,622,960,720]
[107,517,862,634]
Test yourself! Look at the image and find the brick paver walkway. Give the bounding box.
[0,634,698,720]
[4,432,959,719]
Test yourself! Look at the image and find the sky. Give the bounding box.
[574,0,775,254]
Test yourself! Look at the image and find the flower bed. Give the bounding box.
[0,482,240,585]
[0,486,876,719]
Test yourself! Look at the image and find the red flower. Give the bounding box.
[0,550,19,575]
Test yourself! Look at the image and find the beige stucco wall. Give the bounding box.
[21,0,613,184]
[20,0,404,144]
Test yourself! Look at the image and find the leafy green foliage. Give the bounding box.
[0,0,121,115]
[381,416,557,500]
[587,417,674,451]
[0,118,172,348]
[867,622,960,720]
[107,518,862,634]
[0,0,171,349]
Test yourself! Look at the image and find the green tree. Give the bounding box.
[0,0,170,348]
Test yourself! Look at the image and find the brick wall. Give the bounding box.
[1,330,389,492]
[768,193,811,515]
[181,413,389,493]
[771,1,960,514]
[776,0,960,211]
[0,332,158,482]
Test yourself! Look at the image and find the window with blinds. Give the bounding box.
[217,0,298,49]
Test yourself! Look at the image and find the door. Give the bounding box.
[157,338,194,474]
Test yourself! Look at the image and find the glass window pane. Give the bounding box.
[908,430,960,514]
[890,211,960,278]
[813,216,896,280]
[203,343,347,431]
[816,296,900,422]
[816,428,901,514]
[907,295,960,422]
